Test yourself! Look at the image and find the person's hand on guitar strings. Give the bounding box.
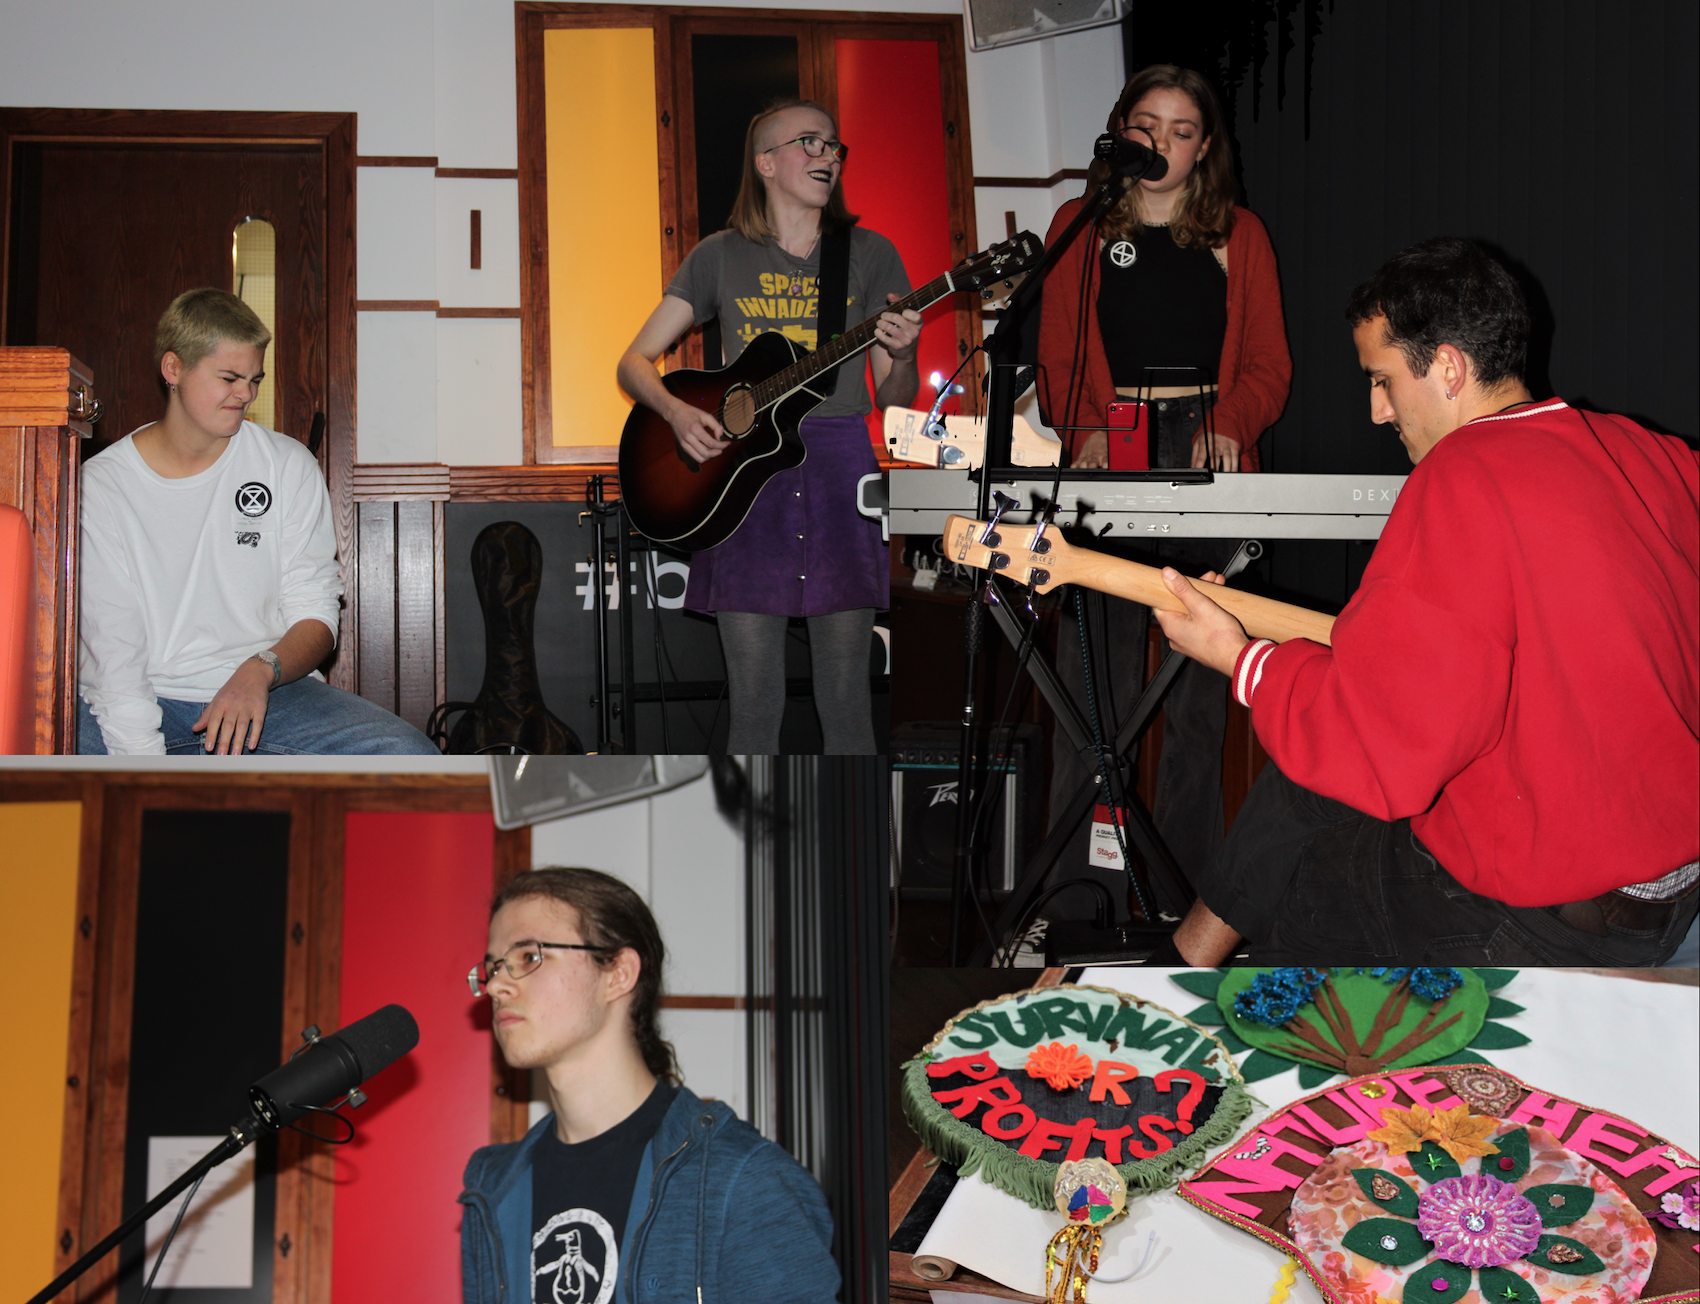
[872,293,923,361]
[1151,567,1248,678]
[668,400,730,464]
[1191,426,1241,471]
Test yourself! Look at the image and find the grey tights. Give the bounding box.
[717,608,876,754]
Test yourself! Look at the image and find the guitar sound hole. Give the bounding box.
[721,387,756,438]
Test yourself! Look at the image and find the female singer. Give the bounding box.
[617,99,922,754]
[1036,65,1292,909]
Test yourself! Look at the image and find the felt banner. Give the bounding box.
[1179,1065,1699,1304]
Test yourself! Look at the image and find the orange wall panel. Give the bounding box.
[0,802,81,1298]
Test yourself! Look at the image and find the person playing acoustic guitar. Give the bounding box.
[1148,238,1698,965]
[617,98,922,754]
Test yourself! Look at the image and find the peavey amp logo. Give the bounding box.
[235,482,272,517]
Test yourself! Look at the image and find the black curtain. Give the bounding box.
[1125,0,1699,605]
[745,756,888,1304]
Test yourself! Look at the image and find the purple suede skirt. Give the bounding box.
[685,414,888,617]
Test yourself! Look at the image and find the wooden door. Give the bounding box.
[4,140,326,454]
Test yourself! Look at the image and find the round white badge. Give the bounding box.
[1108,241,1137,268]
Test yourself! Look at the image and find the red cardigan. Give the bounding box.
[1037,201,1292,471]
[1246,402,1700,904]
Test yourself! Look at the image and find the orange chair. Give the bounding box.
[0,504,37,754]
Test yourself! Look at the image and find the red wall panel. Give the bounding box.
[835,37,959,445]
[335,812,494,1301]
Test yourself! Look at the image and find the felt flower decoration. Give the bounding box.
[1366,1105,1438,1157]
[1026,1041,1092,1091]
[1650,1178,1700,1232]
[1415,1175,1543,1267]
[1425,1104,1502,1166]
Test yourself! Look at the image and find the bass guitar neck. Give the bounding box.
[942,513,1336,646]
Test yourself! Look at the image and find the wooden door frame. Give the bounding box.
[514,2,980,463]
[0,773,525,1304]
[0,109,362,691]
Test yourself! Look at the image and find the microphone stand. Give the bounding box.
[26,1115,267,1304]
[946,151,1158,964]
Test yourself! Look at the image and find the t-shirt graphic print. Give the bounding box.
[665,226,911,420]
[532,1210,617,1304]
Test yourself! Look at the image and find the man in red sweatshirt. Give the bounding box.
[1150,237,1699,965]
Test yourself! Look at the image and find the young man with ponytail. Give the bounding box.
[459,867,839,1303]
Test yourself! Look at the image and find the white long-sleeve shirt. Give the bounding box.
[79,422,343,754]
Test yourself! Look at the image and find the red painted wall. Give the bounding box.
[335,812,495,1301]
[835,37,959,446]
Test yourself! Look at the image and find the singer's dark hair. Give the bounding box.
[728,98,859,243]
[489,867,682,1085]
[1090,65,1236,249]
[1346,238,1529,388]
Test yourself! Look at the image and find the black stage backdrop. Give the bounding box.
[118,811,289,1303]
[1124,0,1699,606]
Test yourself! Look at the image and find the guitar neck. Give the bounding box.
[1061,550,1337,647]
[751,271,956,409]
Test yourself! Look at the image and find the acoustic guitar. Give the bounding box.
[941,513,1337,646]
[619,231,1044,551]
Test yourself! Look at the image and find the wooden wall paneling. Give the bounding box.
[271,790,328,1304]
[356,502,398,716]
[489,824,534,1144]
[516,5,555,464]
[48,778,103,1292]
[394,499,439,732]
[75,783,141,1304]
[434,500,447,718]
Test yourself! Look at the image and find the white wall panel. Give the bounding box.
[435,0,520,168]
[357,167,438,302]
[436,317,523,465]
[0,0,436,155]
[648,773,744,996]
[659,1009,746,1118]
[529,799,653,898]
[435,178,521,308]
[356,312,439,463]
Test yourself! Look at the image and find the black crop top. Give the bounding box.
[1095,226,1228,388]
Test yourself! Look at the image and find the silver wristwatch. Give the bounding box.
[252,649,283,688]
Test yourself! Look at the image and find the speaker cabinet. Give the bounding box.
[891,722,1042,899]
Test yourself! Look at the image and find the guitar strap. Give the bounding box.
[813,222,853,389]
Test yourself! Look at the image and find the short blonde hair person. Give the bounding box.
[727,98,859,243]
[153,287,272,370]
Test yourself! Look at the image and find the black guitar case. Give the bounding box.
[431,521,585,755]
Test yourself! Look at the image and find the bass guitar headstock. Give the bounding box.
[951,231,1044,300]
[942,513,1075,592]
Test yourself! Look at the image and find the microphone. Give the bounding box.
[1094,133,1168,181]
[247,1003,419,1128]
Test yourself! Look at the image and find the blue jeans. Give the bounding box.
[77,677,439,756]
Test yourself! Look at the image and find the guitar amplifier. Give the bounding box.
[891,722,1043,899]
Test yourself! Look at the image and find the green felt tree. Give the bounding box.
[1174,969,1528,1084]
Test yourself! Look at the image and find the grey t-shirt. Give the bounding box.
[665,226,912,418]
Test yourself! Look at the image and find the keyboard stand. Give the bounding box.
[961,539,1261,966]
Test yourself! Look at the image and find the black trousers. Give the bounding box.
[1194,762,1700,965]
[1042,392,1234,923]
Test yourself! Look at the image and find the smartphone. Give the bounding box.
[1105,401,1148,471]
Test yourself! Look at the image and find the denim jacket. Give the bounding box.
[459,1085,841,1303]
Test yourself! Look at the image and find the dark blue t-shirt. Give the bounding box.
[530,1081,675,1304]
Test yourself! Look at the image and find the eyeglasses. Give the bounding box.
[467,940,609,996]
[763,134,849,164]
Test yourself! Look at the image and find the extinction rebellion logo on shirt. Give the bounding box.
[236,482,272,517]
[533,1210,617,1304]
